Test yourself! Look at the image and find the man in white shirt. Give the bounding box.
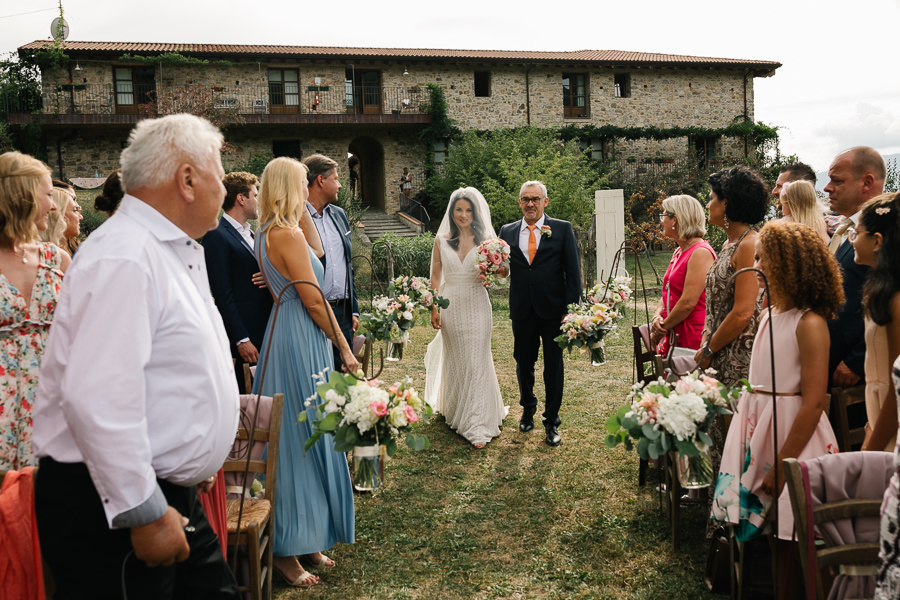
[33,114,241,598]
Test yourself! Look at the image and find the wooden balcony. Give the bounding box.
[4,83,432,126]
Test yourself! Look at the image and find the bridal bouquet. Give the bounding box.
[302,370,431,489]
[302,370,431,455]
[605,371,742,486]
[587,276,633,311]
[474,239,511,289]
[554,301,620,364]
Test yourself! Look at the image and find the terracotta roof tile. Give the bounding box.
[17,41,780,69]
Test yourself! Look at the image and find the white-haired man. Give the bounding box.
[33,114,241,598]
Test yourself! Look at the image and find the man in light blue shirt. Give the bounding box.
[303,154,359,371]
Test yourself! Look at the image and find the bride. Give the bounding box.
[424,187,507,448]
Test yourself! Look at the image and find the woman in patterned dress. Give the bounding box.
[694,165,769,383]
[0,152,70,470]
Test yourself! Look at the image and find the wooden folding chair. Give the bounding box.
[784,452,892,600]
[829,385,867,452]
[223,393,284,600]
[632,324,663,486]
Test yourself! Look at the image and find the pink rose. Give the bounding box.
[478,273,486,280]
[403,404,419,423]
[480,247,490,255]
[490,252,502,265]
[478,262,489,272]
[369,400,389,417]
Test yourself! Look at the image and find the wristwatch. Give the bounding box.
[702,344,714,358]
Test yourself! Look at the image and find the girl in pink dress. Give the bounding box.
[711,221,843,597]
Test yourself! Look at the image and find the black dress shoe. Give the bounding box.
[545,426,561,447]
[519,408,535,433]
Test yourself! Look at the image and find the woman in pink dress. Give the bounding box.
[711,221,843,598]
[650,194,716,355]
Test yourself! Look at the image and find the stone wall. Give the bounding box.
[39,56,761,204]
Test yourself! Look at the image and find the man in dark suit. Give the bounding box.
[203,171,273,393]
[303,154,359,372]
[823,147,886,388]
[499,181,581,446]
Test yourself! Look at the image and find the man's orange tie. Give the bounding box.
[527,225,537,263]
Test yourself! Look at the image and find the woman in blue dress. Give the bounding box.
[254,157,359,587]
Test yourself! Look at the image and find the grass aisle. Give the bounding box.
[276,296,721,600]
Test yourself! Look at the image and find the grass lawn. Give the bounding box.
[274,291,722,600]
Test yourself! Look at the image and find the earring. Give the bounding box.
[723,215,730,229]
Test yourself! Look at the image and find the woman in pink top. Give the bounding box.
[650,194,716,355]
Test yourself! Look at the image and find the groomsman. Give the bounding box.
[203,171,273,392]
[499,181,581,446]
[303,154,359,372]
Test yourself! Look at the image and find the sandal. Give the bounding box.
[276,568,319,587]
[306,553,336,568]
[474,443,486,449]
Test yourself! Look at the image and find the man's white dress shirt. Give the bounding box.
[518,215,546,263]
[33,195,240,528]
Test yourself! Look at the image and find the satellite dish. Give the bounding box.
[51,17,69,41]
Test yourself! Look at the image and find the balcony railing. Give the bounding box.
[3,83,428,118]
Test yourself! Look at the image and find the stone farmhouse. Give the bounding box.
[9,41,779,213]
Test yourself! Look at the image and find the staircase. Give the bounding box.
[359,210,421,241]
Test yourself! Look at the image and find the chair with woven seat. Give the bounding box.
[783,451,893,600]
[223,392,284,600]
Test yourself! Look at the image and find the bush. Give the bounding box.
[371,233,434,284]
[228,150,274,177]
[428,127,607,231]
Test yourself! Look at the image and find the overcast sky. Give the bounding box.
[2,0,899,172]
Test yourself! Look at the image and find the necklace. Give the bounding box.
[0,246,27,264]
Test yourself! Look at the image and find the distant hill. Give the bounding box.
[815,153,900,192]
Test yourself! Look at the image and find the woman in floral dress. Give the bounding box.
[0,152,70,470]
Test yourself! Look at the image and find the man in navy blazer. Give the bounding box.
[499,181,581,446]
[823,147,886,388]
[303,154,359,372]
[202,171,273,392]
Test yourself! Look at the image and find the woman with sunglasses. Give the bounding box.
[649,195,716,357]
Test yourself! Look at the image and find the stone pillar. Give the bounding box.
[594,189,625,282]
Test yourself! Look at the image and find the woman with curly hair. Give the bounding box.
[695,165,769,386]
[854,193,900,452]
[712,221,842,595]
[779,179,829,243]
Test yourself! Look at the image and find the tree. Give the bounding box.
[428,127,608,230]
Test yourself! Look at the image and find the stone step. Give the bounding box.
[359,211,421,240]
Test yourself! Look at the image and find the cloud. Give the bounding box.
[816,101,900,156]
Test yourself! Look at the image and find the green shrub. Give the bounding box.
[371,232,434,284]
[228,150,274,177]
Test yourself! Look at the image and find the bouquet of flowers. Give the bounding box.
[474,239,511,289]
[553,301,620,364]
[587,276,633,311]
[358,294,420,343]
[302,370,432,488]
[605,371,743,486]
[303,370,431,454]
[388,275,448,313]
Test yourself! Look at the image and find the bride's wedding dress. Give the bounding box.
[424,236,507,446]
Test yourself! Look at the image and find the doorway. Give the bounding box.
[348,136,384,211]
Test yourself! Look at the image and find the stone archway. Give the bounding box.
[348,136,385,212]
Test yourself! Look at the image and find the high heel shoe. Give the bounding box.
[305,553,336,568]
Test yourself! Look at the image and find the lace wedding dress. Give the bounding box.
[424,236,507,446]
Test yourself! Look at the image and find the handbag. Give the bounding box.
[662,279,698,375]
